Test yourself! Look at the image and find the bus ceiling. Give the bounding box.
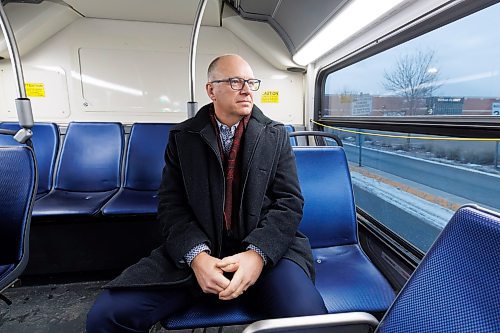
[0,1,462,70]
[0,0,304,71]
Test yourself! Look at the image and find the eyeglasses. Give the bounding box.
[210,77,261,91]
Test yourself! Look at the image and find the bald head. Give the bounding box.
[207,54,253,82]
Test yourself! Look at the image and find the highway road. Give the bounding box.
[343,144,500,210]
[336,143,499,250]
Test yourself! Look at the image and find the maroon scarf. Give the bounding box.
[209,109,250,232]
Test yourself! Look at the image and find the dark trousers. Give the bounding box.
[86,259,327,333]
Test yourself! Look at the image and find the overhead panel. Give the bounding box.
[62,0,221,26]
[229,0,348,54]
[239,0,279,18]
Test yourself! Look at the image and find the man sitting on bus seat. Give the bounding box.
[86,54,327,333]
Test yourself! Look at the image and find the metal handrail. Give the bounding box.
[187,0,208,118]
[0,2,34,143]
[289,131,343,147]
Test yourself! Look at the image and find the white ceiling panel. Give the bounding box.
[62,0,221,26]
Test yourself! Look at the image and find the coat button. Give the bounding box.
[316,259,322,264]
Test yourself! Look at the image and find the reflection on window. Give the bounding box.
[323,3,500,118]
[324,126,500,251]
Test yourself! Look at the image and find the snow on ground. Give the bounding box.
[351,171,454,229]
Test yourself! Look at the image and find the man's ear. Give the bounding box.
[206,83,216,101]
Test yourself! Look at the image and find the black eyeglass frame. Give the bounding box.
[209,77,262,91]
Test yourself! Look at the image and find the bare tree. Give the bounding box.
[383,50,441,115]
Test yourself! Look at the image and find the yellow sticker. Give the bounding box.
[261,91,279,103]
[25,83,45,97]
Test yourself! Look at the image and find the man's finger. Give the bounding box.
[216,256,238,268]
[218,263,239,273]
[213,272,231,290]
[219,271,243,300]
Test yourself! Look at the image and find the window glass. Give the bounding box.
[323,126,499,251]
[323,4,500,118]
[321,4,500,251]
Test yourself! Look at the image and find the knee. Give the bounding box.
[288,294,328,317]
[86,291,113,333]
[86,290,136,333]
[274,293,327,318]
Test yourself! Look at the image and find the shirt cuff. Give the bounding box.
[184,243,211,267]
[247,244,268,265]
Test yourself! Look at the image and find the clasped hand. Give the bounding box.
[190,250,264,301]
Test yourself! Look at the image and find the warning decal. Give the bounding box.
[261,91,279,103]
[25,83,45,97]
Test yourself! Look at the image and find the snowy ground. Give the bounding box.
[351,171,454,229]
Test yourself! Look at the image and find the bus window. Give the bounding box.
[320,3,500,252]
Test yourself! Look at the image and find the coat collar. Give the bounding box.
[188,103,273,133]
[188,103,274,166]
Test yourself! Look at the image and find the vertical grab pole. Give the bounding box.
[0,2,34,143]
[187,0,208,118]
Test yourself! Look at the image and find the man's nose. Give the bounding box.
[240,81,251,94]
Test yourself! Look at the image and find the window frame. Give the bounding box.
[315,0,500,139]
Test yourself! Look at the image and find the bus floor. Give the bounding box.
[0,280,247,333]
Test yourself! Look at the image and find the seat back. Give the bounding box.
[293,147,357,248]
[0,146,37,290]
[0,122,59,196]
[55,122,124,192]
[377,205,500,333]
[124,123,173,190]
[285,124,298,146]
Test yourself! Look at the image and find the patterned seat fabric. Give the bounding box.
[0,146,37,291]
[377,205,500,333]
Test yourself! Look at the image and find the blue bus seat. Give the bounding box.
[242,204,500,333]
[33,122,124,217]
[0,122,59,200]
[102,123,173,215]
[161,146,394,330]
[376,204,500,332]
[166,297,261,330]
[0,146,37,300]
[295,147,395,313]
[284,124,298,146]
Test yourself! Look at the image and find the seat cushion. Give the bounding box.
[102,189,159,215]
[163,296,263,330]
[313,245,395,313]
[33,189,118,217]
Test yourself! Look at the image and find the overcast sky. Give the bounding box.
[325,3,500,98]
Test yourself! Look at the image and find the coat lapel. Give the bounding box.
[241,106,272,185]
[241,116,264,185]
[186,104,224,250]
[199,123,222,165]
[188,104,223,166]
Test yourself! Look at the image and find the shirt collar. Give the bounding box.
[215,117,240,135]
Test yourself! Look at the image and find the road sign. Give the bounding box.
[352,94,372,116]
[492,102,500,116]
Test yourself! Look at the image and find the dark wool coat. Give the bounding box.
[106,103,314,288]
